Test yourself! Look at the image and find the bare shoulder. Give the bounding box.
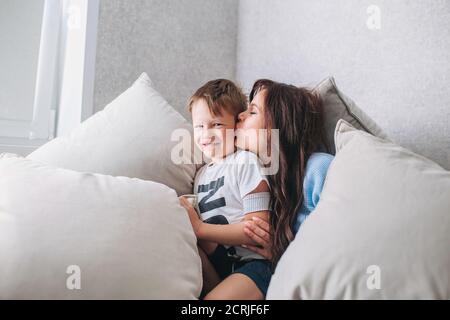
[249,180,269,193]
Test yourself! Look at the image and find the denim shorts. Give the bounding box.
[208,244,273,297]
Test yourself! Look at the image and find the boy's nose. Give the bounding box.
[200,136,215,145]
[201,128,214,140]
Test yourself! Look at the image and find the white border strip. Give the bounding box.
[56,0,99,137]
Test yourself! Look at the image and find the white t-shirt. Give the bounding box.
[194,150,269,261]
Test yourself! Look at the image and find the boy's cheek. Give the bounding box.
[224,128,236,142]
[193,136,202,150]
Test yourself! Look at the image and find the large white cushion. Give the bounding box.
[267,120,450,299]
[28,73,197,196]
[0,153,202,299]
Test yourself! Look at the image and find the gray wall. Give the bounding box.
[93,0,450,169]
[94,0,239,120]
[236,0,450,169]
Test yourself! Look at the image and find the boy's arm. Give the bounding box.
[195,209,268,253]
[187,181,270,246]
[197,210,268,246]
[180,181,270,247]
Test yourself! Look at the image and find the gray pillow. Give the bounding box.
[313,77,388,154]
[267,120,450,299]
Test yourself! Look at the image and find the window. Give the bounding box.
[0,0,99,156]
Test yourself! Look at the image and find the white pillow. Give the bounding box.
[313,77,388,154]
[0,154,202,299]
[28,73,198,196]
[267,120,450,299]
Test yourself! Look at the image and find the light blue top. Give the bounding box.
[292,152,334,234]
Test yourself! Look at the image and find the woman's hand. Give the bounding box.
[179,196,203,237]
[242,216,272,260]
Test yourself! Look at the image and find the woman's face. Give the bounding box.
[235,89,268,155]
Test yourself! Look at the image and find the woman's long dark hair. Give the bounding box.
[249,79,329,268]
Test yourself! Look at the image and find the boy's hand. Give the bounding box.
[179,196,203,237]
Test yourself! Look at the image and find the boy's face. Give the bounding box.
[191,99,236,162]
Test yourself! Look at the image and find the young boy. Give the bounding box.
[179,79,272,300]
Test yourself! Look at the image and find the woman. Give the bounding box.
[236,79,334,266]
[184,79,334,299]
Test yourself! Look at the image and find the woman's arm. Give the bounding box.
[242,216,272,260]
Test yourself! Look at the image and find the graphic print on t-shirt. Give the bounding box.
[197,176,226,214]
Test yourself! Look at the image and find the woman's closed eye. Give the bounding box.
[213,123,223,127]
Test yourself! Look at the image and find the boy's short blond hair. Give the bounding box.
[188,79,247,120]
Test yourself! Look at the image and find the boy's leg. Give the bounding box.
[198,239,218,255]
[203,273,264,300]
[197,246,221,297]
